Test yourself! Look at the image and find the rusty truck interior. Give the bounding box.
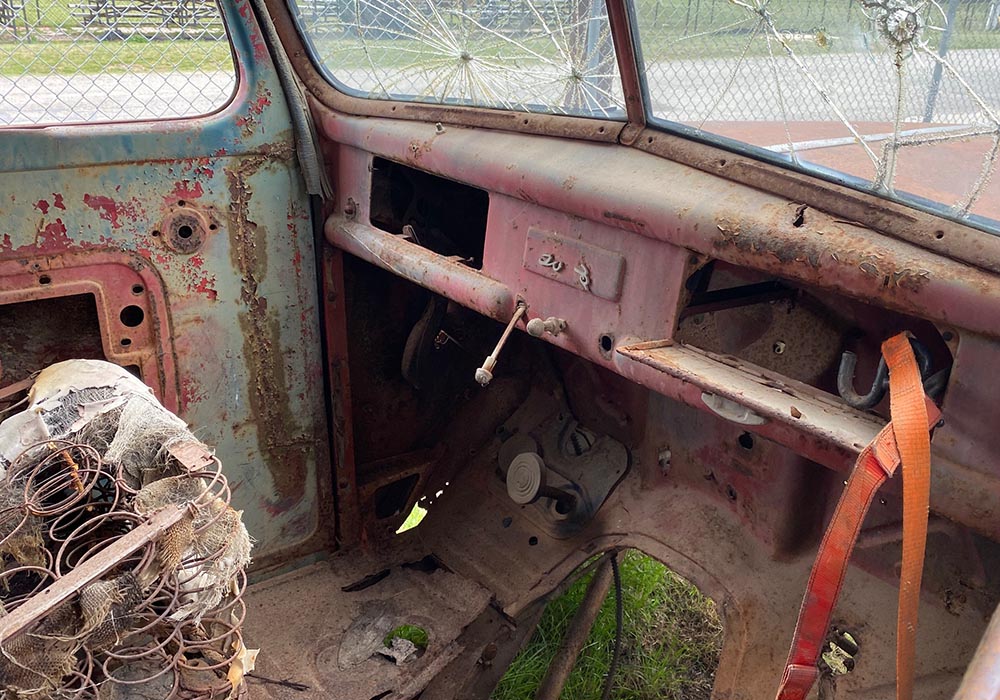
[0,0,999,698]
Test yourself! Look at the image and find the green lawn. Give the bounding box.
[398,505,723,699]
[1,0,995,76]
[493,551,723,700]
[0,39,234,76]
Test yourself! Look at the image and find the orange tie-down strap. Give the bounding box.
[776,334,938,700]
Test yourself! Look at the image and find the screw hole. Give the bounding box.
[934,230,944,240]
[726,485,738,501]
[177,224,194,239]
[502,516,512,528]
[942,331,954,342]
[528,536,538,546]
[131,284,144,295]
[793,205,807,228]
[647,136,654,143]
[598,126,605,133]
[209,224,218,231]
[738,432,754,450]
[523,118,529,125]
[718,159,727,166]
[38,275,51,285]
[599,334,614,354]
[152,230,161,237]
[120,305,145,328]
[120,338,132,347]
[177,200,186,207]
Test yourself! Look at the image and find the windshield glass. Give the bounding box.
[633,0,1000,234]
[289,0,625,118]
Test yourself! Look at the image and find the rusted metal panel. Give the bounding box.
[319,115,1000,341]
[638,128,1000,274]
[0,0,331,571]
[616,340,886,455]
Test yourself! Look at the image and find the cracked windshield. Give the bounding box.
[633,0,1000,233]
[290,0,625,116]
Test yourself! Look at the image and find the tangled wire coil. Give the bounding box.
[0,360,253,700]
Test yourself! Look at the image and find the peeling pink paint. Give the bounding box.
[52,193,65,210]
[83,194,121,228]
[171,180,205,202]
[83,193,143,230]
[34,199,50,215]
[249,93,271,116]
[237,0,268,62]
[38,218,70,248]
[192,276,218,300]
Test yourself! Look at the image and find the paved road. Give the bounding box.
[0,71,236,126]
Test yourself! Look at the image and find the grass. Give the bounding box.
[0,39,234,76]
[396,503,722,698]
[1,0,995,76]
[492,551,723,700]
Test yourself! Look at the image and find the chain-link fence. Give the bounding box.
[0,0,235,126]
[634,0,1000,124]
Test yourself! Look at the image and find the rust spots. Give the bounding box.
[714,215,822,268]
[235,85,273,139]
[225,153,309,508]
[603,210,647,231]
[713,208,933,294]
[855,253,931,291]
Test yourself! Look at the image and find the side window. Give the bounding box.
[0,0,237,127]
[633,0,1000,234]
[288,0,625,118]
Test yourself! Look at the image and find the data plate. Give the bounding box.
[523,228,625,302]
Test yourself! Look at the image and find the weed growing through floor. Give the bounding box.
[493,551,722,700]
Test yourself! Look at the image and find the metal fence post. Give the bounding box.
[922,0,961,122]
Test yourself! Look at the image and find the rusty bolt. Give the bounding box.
[479,642,498,665]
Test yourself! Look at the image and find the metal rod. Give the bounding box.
[0,504,186,644]
[534,556,615,700]
[922,0,961,122]
[476,304,527,386]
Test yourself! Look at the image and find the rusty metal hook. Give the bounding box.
[837,337,932,410]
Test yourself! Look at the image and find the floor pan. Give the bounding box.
[242,548,492,700]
